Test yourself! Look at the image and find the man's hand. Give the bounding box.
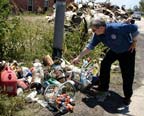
[72,57,80,64]
[128,40,137,53]
[72,48,91,64]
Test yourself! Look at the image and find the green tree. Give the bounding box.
[133,5,139,11]
[0,0,10,60]
[139,0,144,12]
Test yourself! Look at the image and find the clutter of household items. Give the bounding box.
[0,54,120,114]
[0,54,103,113]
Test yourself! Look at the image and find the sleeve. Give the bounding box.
[86,33,100,50]
[121,24,139,38]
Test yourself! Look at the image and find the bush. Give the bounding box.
[1,17,54,63]
[1,15,106,64]
[0,0,11,60]
[63,25,106,61]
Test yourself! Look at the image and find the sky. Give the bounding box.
[74,0,141,9]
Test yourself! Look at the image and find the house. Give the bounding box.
[10,0,74,13]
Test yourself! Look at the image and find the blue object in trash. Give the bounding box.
[43,81,50,88]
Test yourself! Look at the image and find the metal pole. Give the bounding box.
[52,0,66,60]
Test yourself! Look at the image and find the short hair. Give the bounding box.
[90,18,106,28]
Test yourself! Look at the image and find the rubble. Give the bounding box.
[46,1,131,34]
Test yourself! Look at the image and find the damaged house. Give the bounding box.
[10,0,74,13]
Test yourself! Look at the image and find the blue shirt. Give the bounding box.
[87,23,139,53]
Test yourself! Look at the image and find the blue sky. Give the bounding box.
[74,0,141,9]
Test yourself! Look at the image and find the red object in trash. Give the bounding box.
[0,67,17,96]
[17,79,29,90]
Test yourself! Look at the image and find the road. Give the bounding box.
[135,18,144,34]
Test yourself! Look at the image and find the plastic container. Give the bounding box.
[25,90,38,103]
[80,71,91,88]
[48,78,61,86]
[44,80,76,112]
[17,88,23,96]
[0,67,17,96]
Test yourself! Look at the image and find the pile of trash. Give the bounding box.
[0,55,119,114]
[0,55,99,114]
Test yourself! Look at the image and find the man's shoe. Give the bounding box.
[95,91,110,102]
[123,97,131,105]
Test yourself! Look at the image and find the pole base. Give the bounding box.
[52,48,62,60]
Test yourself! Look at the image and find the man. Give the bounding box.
[72,18,139,105]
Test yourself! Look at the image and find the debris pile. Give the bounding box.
[46,1,131,33]
[0,54,120,114]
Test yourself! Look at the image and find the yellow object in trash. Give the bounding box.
[92,68,98,76]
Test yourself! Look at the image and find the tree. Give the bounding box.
[133,5,139,11]
[0,0,11,60]
[139,0,144,12]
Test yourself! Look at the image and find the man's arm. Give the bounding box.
[128,36,138,53]
[72,34,100,64]
[122,24,139,52]
[121,24,139,39]
[76,47,91,59]
[72,48,91,64]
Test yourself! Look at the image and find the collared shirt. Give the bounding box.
[86,23,139,53]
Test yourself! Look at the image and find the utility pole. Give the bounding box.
[52,0,66,60]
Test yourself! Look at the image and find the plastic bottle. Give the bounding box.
[48,78,61,86]
[25,89,37,102]
[80,71,89,88]
[17,88,23,96]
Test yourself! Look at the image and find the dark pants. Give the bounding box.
[98,50,135,99]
